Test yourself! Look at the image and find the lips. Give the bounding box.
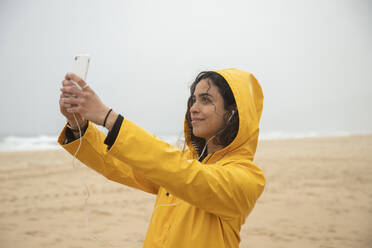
[191,118,204,125]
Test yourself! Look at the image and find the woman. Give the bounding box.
[58,68,265,248]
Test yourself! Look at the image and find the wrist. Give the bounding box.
[104,110,118,132]
[67,119,88,131]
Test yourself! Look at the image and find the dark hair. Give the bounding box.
[185,71,239,156]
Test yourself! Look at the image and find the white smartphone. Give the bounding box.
[71,54,90,89]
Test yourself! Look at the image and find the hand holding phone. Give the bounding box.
[61,55,113,128]
[59,55,90,128]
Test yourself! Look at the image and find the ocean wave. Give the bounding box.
[0,135,61,152]
[0,134,183,152]
[0,131,370,152]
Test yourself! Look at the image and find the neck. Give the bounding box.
[206,140,224,154]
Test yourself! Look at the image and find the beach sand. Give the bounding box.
[0,135,371,248]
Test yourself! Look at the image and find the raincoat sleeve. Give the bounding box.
[57,122,159,195]
[107,119,266,220]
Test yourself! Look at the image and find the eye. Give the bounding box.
[201,96,210,104]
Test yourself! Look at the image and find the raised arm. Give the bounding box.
[57,122,159,194]
[106,119,265,219]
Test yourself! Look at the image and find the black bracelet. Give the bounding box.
[103,108,113,127]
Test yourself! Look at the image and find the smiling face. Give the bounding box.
[189,79,228,141]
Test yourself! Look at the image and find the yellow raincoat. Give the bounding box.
[58,68,265,248]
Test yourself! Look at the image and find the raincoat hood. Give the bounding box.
[185,68,264,161]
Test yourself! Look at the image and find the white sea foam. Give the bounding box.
[0,134,183,152]
[0,135,61,152]
[0,131,370,152]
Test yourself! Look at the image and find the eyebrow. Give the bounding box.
[193,93,214,98]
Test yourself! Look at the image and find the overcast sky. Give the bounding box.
[0,0,371,138]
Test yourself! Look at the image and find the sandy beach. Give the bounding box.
[0,135,371,248]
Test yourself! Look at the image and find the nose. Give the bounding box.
[190,101,199,114]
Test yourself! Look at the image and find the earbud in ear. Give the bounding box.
[226,109,237,124]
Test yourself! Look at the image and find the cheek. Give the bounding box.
[213,114,226,130]
[207,110,225,130]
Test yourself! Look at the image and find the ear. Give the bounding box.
[227,104,237,113]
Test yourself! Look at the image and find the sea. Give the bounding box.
[0,131,369,152]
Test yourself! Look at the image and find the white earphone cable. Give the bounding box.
[71,113,118,248]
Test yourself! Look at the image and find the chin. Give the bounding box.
[192,130,203,139]
[192,129,208,140]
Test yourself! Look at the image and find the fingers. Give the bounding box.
[59,97,72,108]
[60,85,83,97]
[60,89,89,114]
[59,95,80,113]
[60,73,97,117]
[61,79,78,96]
[65,73,88,89]
[65,106,80,113]
[62,79,74,86]
[62,92,73,98]
[61,96,80,105]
